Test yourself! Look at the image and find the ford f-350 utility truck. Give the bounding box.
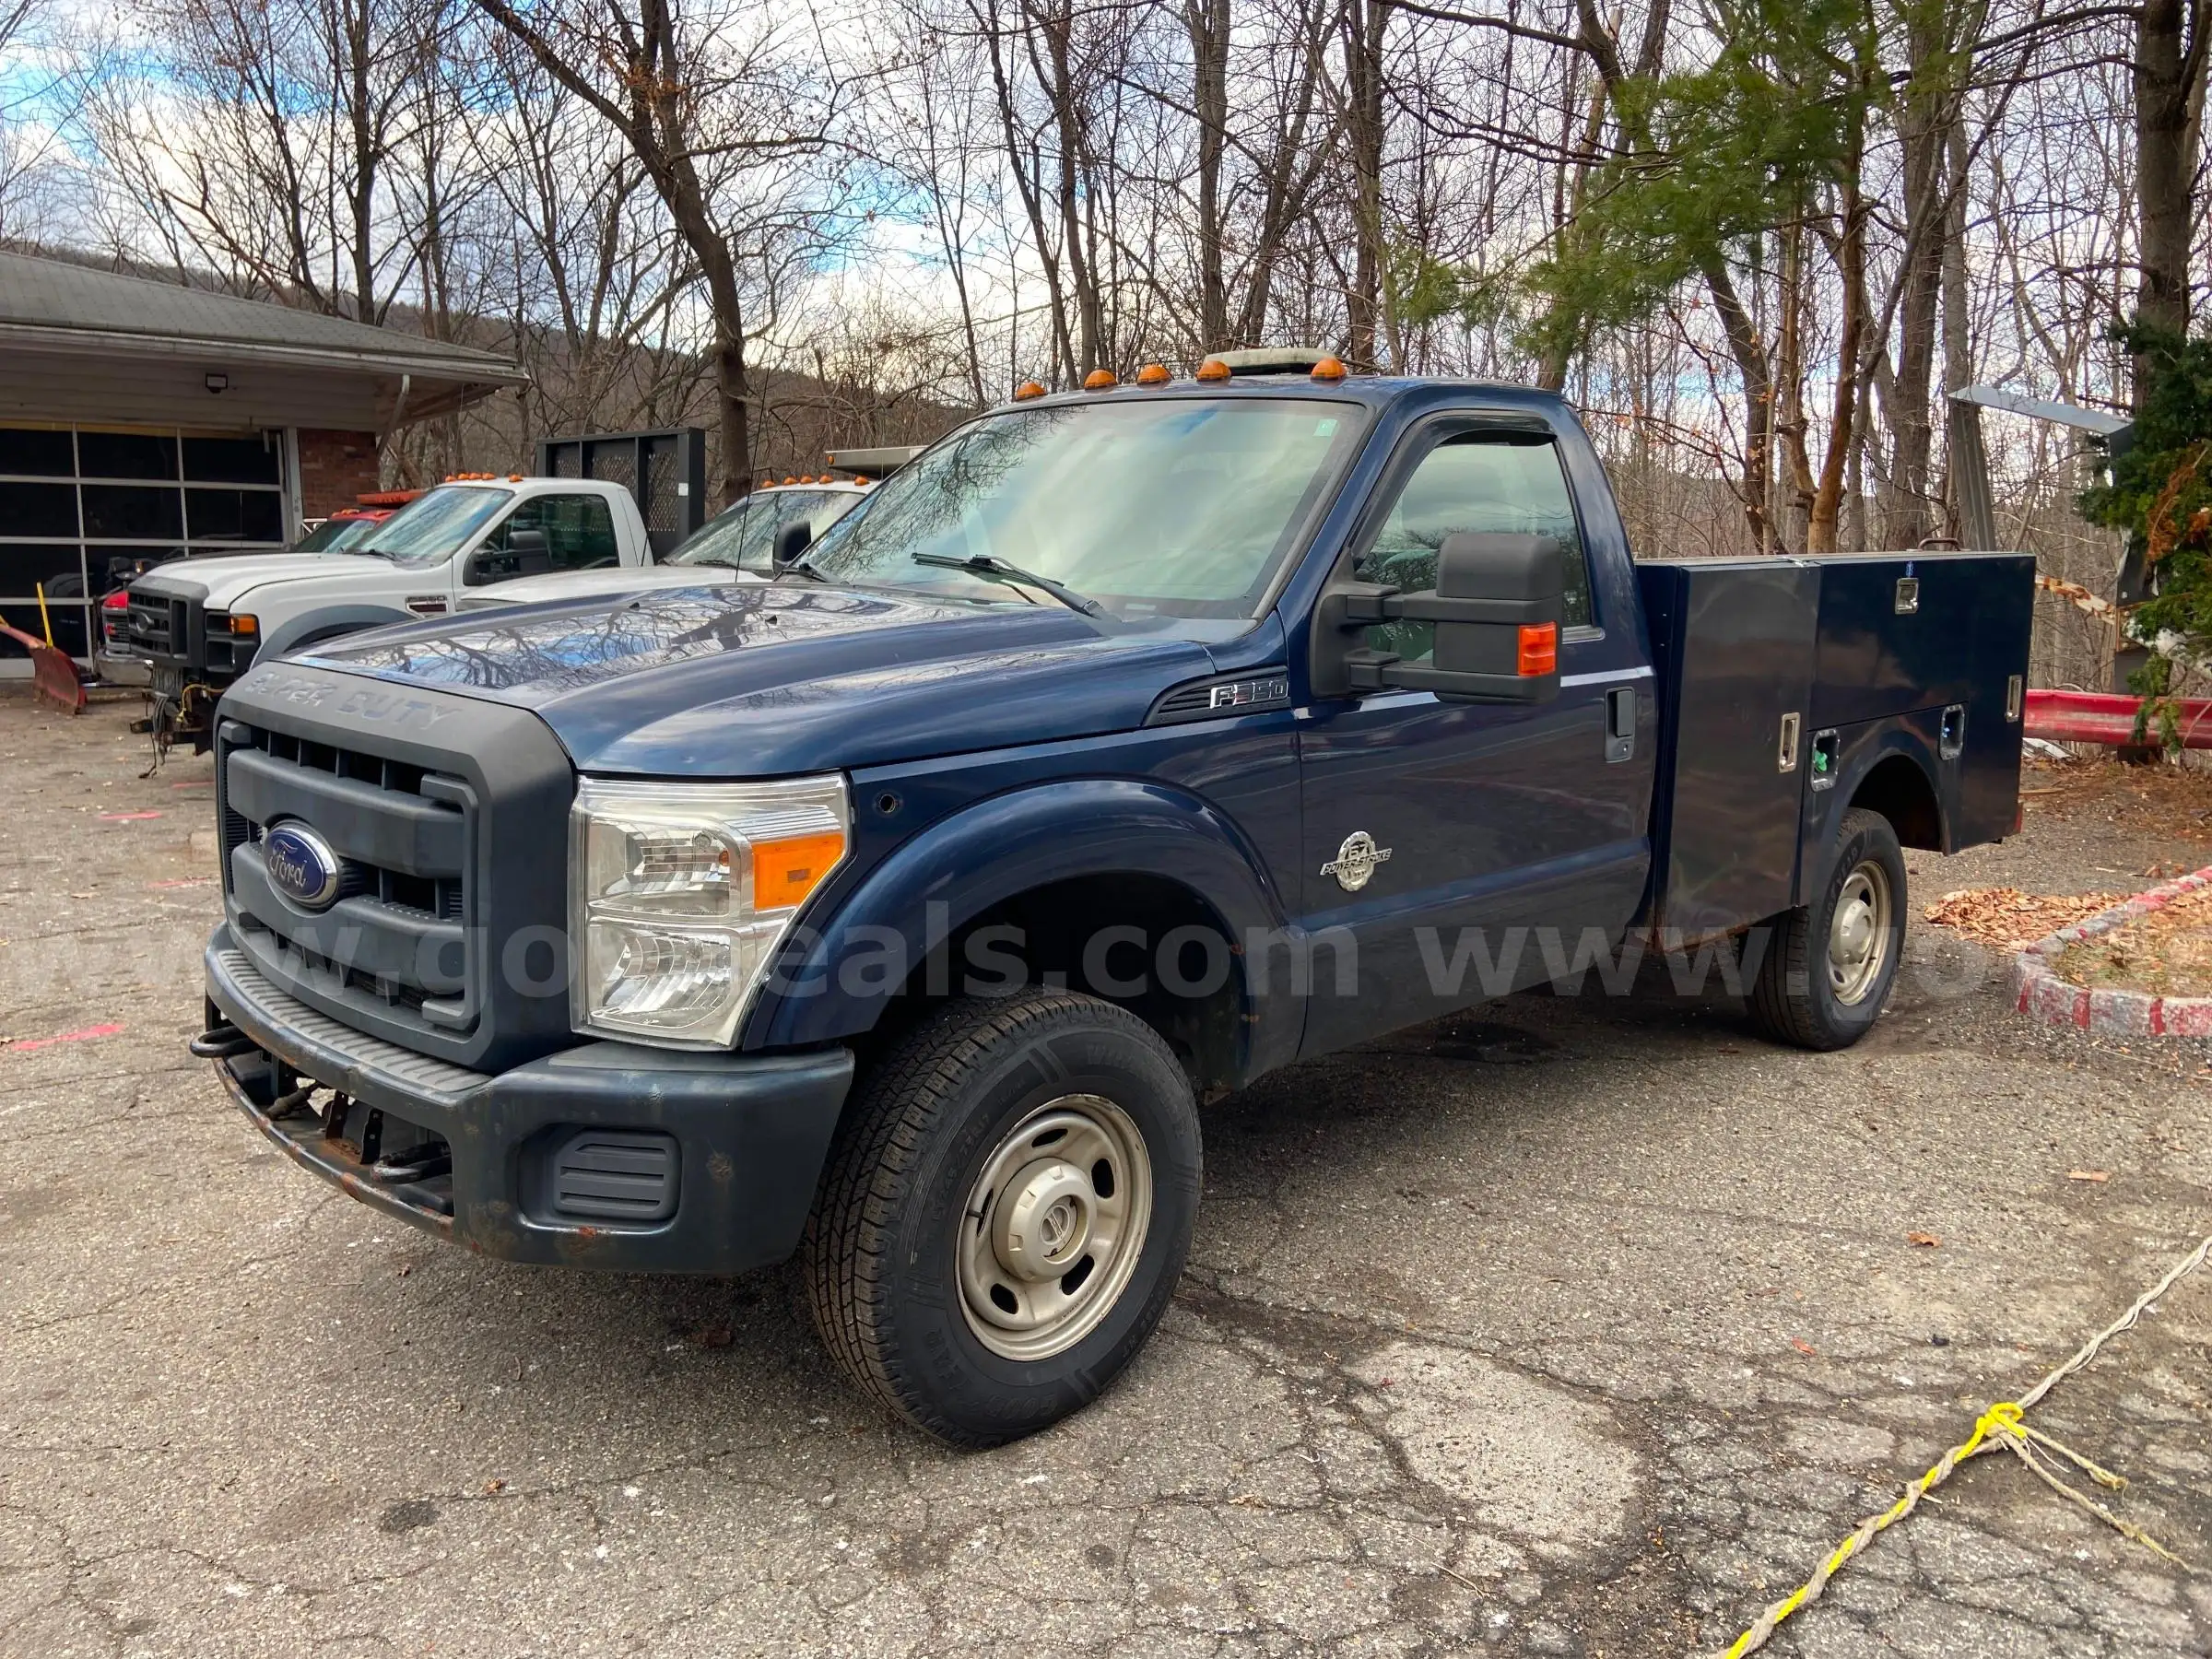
[123,476,653,747]
[191,359,2032,1446]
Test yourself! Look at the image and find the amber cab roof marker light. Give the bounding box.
[1083,368,1119,391]
[1194,357,1231,382]
[1012,379,1047,402]
[1135,363,1171,385]
[1310,356,1347,382]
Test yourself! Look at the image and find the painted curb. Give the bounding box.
[2010,864,2212,1035]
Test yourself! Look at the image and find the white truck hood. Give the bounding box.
[459,563,769,610]
[132,553,394,609]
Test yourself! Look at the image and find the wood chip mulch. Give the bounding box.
[1921,888,2129,950]
[2052,882,2212,998]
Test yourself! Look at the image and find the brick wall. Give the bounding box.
[297,428,381,519]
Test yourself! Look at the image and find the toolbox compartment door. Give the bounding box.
[1810,551,2033,851]
[1638,559,1819,943]
[1809,551,2030,727]
[1641,549,2032,944]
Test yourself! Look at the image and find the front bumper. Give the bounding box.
[204,927,853,1274]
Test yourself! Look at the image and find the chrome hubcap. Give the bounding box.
[1828,861,1894,1006]
[958,1096,1153,1361]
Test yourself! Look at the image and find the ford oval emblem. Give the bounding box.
[264,821,344,911]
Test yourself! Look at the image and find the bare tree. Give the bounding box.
[468,0,841,503]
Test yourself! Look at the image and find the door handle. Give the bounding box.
[1606,686,1635,763]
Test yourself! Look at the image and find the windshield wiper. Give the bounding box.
[912,552,1104,618]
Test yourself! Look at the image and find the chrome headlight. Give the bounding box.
[568,775,850,1047]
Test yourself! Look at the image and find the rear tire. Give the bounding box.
[803,990,1201,1447]
[1747,806,1906,1051]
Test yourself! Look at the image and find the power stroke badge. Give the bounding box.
[1322,830,1393,892]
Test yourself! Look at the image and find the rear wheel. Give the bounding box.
[1747,806,1906,1051]
[803,989,1201,1447]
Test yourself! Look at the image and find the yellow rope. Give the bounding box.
[1718,1233,2212,1658]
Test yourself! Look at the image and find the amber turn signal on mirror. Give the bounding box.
[1517,623,1558,677]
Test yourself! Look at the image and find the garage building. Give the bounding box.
[0,251,523,669]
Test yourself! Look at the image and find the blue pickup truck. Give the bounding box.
[193,354,2033,1445]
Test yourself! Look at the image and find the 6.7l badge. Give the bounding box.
[1322,830,1393,892]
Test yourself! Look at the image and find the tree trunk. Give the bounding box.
[1341,0,1391,370]
[1775,217,1817,555]
[980,0,1078,383]
[1882,19,1950,548]
[2134,0,2203,394]
[1700,253,1775,553]
[1032,2,1103,373]
[1808,177,1866,554]
[1938,116,1972,537]
[1185,0,1230,352]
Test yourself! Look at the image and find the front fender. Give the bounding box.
[257,603,417,665]
[746,778,1303,1079]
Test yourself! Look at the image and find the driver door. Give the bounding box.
[1295,415,1646,1057]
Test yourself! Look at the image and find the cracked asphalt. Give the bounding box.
[3,687,2209,1658]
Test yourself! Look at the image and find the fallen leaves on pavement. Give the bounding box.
[1906,1231,1942,1247]
[2066,1170,2112,1183]
[1789,1337,1818,1357]
[1921,887,2126,948]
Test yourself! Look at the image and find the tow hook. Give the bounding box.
[188,1023,259,1060]
[371,1148,453,1183]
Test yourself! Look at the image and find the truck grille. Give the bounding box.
[218,719,476,1043]
[124,593,185,658]
[216,663,577,1073]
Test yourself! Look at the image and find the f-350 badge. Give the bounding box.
[1322,830,1393,892]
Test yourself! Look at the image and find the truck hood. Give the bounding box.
[134,552,391,608]
[292,582,1224,776]
[461,564,766,609]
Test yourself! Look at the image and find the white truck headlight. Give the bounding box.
[569,775,850,1046]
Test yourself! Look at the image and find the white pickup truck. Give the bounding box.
[456,477,870,612]
[121,476,653,742]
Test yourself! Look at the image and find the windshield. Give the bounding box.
[667,488,854,571]
[294,518,354,552]
[357,486,512,568]
[801,397,1363,619]
[294,515,381,553]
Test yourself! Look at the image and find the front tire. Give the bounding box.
[803,990,1202,1447]
[1747,806,1907,1051]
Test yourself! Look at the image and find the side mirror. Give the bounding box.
[465,526,551,584]
[1312,532,1564,704]
[771,519,813,571]
[505,527,551,576]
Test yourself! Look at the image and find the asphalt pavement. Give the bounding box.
[3,688,2208,1658]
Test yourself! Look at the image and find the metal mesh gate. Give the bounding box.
[536,428,706,558]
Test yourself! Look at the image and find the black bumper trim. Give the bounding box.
[206,929,855,1274]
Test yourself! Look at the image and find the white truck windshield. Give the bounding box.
[668,488,851,571]
[803,398,1363,619]
[356,486,513,568]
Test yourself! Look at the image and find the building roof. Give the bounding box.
[0,252,525,388]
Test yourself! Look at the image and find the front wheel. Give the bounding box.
[1747,806,1907,1051]
[803,990,1202,1447]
